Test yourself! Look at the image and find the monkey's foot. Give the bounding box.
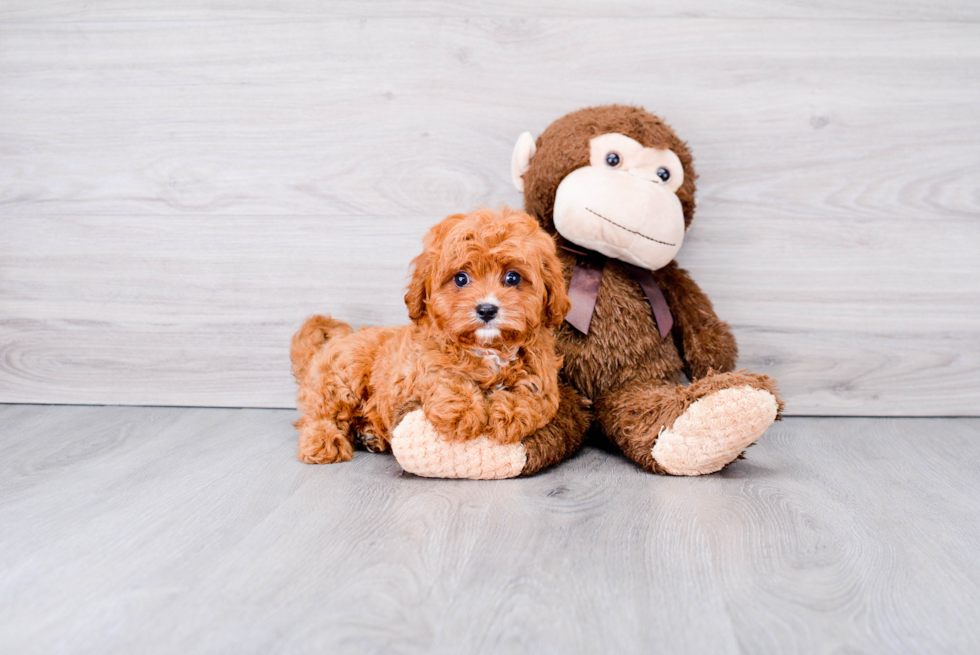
[651,386,778,476]
[391,410,526,479]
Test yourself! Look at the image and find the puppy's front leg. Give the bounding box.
[487,377,561,445]
[419,373,489,442]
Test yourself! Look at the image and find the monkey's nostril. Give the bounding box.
[476,303,499,323]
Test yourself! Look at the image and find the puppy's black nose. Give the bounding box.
[476,303,498,323]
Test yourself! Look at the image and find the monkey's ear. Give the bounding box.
[511,131,537,193]
[405,251,428,324]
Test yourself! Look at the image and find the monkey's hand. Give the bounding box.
[683,317,738,380]
[390,410,527,479]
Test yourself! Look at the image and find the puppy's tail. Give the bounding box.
[290,315,352,383]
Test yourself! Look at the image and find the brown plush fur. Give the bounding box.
[520,383,593,476]
[595,370,781,474]
[523,105,698,232]
[519,105,784,474]
[290,207,571,464]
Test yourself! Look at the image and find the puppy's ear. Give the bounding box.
[405,250,429,323]
[537,233,572,330]
[406,213,464,323]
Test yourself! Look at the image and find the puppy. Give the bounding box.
[290,207,571,464]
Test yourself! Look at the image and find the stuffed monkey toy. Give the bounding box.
[391,105,783,477]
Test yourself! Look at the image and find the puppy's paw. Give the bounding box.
[426,394,489,442]
[488,392,539,445]
[297,421,354,464]
[455,408,490,441]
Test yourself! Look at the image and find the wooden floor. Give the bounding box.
[1,405,978,654]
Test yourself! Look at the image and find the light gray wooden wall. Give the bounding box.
[1,1,978,415]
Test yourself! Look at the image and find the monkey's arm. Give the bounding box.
[655,262,738,379]
[390,382,591,479]
[518,383,592,476]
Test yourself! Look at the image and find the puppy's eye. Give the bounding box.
[656,167,670,182]
[504,270,522,287]
[453,272,469,288]
[605,152,621,168]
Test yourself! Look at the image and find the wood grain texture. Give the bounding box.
[1,215,977,413]
[1,405,979,654]
[2,1,979,21]
[1,3,978,413]
[2,17,978,218]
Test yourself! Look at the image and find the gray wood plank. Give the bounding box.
[1,215,978,414]
[1,18,977,218]
[1,10,978,413]
[1,405,978,654]
[2,0,979,21]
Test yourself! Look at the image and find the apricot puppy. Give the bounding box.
[290,207,571,464]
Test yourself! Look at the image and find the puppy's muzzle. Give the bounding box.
[476,303,499,323]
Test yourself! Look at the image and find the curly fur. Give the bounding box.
[291,207,571,464]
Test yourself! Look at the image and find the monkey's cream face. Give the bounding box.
[552,133,686,271]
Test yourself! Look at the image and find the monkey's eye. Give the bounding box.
[453,272,469,288]
[656,167,670,182]
[504,270,522,287]
[605,152,621,167]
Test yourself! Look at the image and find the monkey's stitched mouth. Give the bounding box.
[585,207,676,247]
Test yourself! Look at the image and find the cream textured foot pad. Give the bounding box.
[390,410,527,480]
[652,386,778,476]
